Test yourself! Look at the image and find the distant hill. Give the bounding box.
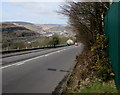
[36,24,56,31]
[4,21,34,25]
[46,25,71,32]
[1,21,75,38]
[36,24,71,32]
[1,23,40,37]
[8,22,46,35]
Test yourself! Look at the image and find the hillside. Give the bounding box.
[8,22,45,35]
[1,22,76,50]
[1,22,43,50]
[1,22,76,38]
[36,24,71,32]
[36,24,55,31]
[35,24,75,37]
[46,25,71,32]
[1,23,40,37]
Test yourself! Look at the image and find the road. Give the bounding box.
[2,44,83,93]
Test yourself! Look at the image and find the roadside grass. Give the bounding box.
[76,80,118,93]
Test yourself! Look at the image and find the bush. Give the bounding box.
[49,36,60,47]
[11,41,26,49]
[90,33,114,81]
[62,33,115,93]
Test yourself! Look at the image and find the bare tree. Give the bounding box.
[60,2,110,47]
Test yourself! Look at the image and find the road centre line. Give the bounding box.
[0,48,68,69]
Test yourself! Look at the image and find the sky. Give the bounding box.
[2,0,118,24]
[1,0,68,24]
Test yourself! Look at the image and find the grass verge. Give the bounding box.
[76,80,118,93]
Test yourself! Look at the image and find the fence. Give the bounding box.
[104,2,120,89]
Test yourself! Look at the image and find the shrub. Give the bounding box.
[49,36,60,47]
[90,33,114,81]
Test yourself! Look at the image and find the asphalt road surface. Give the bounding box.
[2,44,83,93]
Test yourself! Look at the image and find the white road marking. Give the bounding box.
[1,64,16,69]
[15,61,25,66]
[1,45,80,69]
[0,48,69,69]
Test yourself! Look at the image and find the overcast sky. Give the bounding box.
[1,1,68,24]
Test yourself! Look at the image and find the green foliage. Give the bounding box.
[11,41,26,49]
[49,36,60,46]
[78,81,117,93]
[90,33,114,81]
[59,37,69,44]
[2,35,69,50]
[2,39,11,49]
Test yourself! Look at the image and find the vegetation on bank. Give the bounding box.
[60,2,117,93]
[77,80,117,93]
[2,36,69,50]
[62,33,117,93]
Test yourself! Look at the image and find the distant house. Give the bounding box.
[67,39,74,45]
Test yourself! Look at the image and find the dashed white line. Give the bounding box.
[1,45,80,69]
[0,48,68,69]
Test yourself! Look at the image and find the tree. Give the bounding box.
[60,2,110,47]
[50,36,60,47]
